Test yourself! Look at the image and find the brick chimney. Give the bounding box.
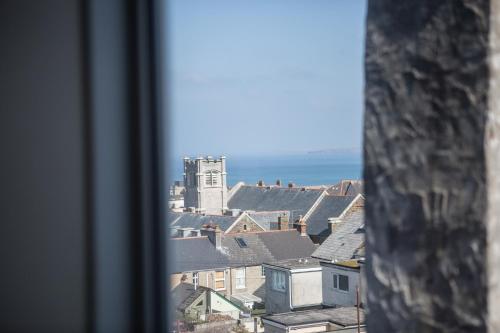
[258,180,264,187]
[276,179,282,187]
[201,224,222,249]
[297,217,307,236]
[278,215,289,230]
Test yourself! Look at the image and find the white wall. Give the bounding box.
[321,264,360,307]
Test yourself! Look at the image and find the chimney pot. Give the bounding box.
[297,218,307,237]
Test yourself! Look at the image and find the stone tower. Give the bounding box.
[183,156,228,215]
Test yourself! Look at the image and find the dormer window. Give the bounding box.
[205,170,220,186]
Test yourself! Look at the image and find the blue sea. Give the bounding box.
[170,152,362,187]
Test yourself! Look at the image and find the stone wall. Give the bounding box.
[364,1,491,332]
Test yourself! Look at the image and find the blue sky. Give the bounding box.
[167,0,366,158]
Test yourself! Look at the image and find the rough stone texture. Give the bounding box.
[488,1,500,331]
[364,1,491,332]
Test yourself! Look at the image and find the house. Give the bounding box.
[169,211,265,237]
[320,259,363,308]
[262,307,366,333]
[262,258,323,314]
[227,185,326,222]
[304,194,363,243]
[311,205,365,262]
[172,283,245,321]
[171,227,317,309]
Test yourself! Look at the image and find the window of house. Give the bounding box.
[333,273,349,292]
[192,272,199,288]
[272,270,286,292]
[214,270,226,290]
[235,268,246,289]
[261,266,266,277]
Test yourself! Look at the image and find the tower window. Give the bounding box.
[205,170,220,186]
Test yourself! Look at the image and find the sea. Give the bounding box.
[170,152,362,187]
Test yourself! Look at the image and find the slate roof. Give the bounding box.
[171,283,208,311]
[172,230,317,273]
[312,208,365,262]
[265,258,321,270]
[169,212,238,232]
[305,195,357,236]
[263,307,365,327]
[247,211,290,230]
[228,186,324,218]
[328,180,363,196]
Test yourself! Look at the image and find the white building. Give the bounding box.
[320,259,362,308]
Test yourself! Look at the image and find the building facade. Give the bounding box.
[183,156,228,215]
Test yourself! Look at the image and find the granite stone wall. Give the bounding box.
[364,1,493,332]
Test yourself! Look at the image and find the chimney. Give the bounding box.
[297,216,307,236]
[276,179,282,187]
[278,214,289,230]
[201,224,222,249]
[328,217,342,234]
[288,182,294,188]
[258,180,264,187]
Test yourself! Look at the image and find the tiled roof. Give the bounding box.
[169,212,238,232]
[312,208,365,262]
[305,195,357,236]
[228,186,324,218]
[172,230,317,273]
[263,307,365,327]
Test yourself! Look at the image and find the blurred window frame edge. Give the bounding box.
[84,0,168,332]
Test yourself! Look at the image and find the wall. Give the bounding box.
[291,270,323,308]
[321,264,360,307]
[264,268,291,314]
[227,215,265,233]
[229,265,266,299]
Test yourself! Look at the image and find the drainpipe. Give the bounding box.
[288,271,293,310]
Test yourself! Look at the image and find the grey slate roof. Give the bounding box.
[170,212,238,232]
[328,180,363,196]
[263,307,365,327]
[247,211,290,230]
[305,195,357,236]
[171,283,208,311]
[172,237,232,273]
[172,230,317,273]
[228,186,324,218]
[312,208,365,262]
[265,257,321,270]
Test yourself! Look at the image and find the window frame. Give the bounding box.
[333,273,349,292]
[192,272,199,288]
[271,270,287,292]
[235,267,246,289]
[214,270,226,291]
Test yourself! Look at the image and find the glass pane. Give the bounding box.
[339,275,349,291]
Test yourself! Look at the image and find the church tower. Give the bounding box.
[183,156,228,215]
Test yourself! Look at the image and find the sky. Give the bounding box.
[167,0,367,158]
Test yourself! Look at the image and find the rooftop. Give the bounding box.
[172,230,317,273]
[264,257,321,270]
[169,212,238,232]
[312,207,365,262]
[228,185,324,218]
[305,195,359,236]
[263,307,365,327]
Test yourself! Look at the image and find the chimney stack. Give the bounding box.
[328,217,342,234]
[276,179,282,187]
[258,180,264,187]
[201,224,222,249]
[278,214,289,230]
[297,216,307,236]
[288,182,294,188]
